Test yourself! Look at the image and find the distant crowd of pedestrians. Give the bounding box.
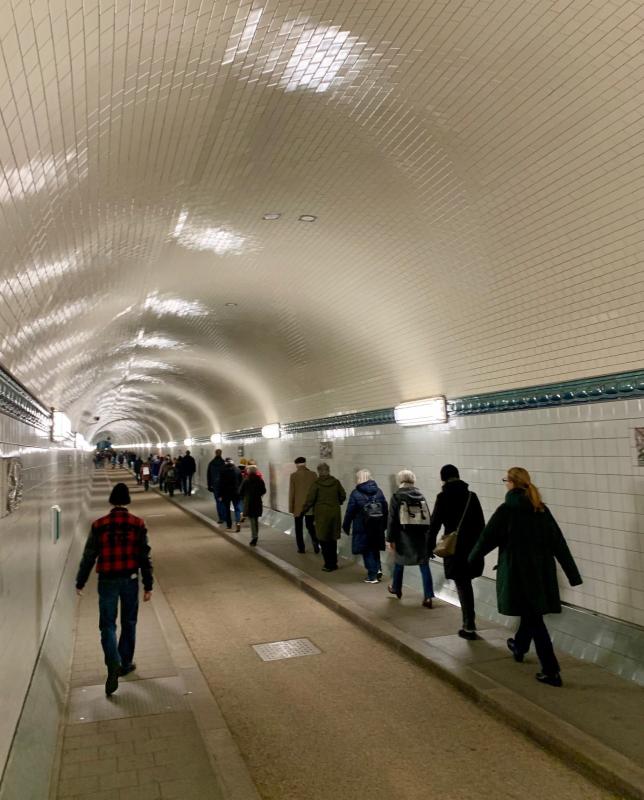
[78,446,582,696]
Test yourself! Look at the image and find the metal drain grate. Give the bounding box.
[252,638,321,662]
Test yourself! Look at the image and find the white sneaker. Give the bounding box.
[363,578,379,584]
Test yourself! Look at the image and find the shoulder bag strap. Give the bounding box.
[455,492,472,535]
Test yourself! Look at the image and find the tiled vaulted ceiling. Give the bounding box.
[0,0,642,442]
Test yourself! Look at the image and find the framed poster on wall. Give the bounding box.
[636,428,644,466]
[319,441,333,459]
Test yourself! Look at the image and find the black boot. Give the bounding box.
[105,663,120,696]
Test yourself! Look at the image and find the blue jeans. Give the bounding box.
[391,562,434,599]
[214,494,227,522]
[98,577,139,668]
[363,551,382,580]
[223,498,241,528]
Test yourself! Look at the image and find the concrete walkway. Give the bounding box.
[166,486,644,800]
[53,472,260,800]
[55,472,642,799]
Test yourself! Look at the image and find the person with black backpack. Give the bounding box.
[342,469,388,583]
[386,470,435,607]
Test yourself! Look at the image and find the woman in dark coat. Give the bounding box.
[386,470,435,607]
[239,466,266,546]
[342,470,388,583]
[469,466,582,687]
[429,464,485,639]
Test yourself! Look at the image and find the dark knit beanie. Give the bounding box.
[440,464,460,482]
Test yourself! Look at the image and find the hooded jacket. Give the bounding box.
[428,479,485,580]
[468,489,582,616]
[342,479,388,554]
[304,475,346,541]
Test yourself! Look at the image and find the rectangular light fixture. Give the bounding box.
[210,433,222,445]
[261,423,281,439]
[394,396,447,426]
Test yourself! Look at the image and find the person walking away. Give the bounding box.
[165,459,178,497]
[469,467,582,687]
[182,450,196,496]
[207,449,226,522]
[247,458,264,479]
[75,482,153,696]
[429,464,485,639]
[158,457,169,492]
[239,465,267,546]
[117,453,124,468]
[289,457,320,554]
[304,463,346,572]
[386,470,435,607]
[342,470,388,583]
[219,458,242,531]
[140,460,151,491]
[133,456,143,484]
[151,455,161,485]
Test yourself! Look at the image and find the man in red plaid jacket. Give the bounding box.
[76,482,153,696]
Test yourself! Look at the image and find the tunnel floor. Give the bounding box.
[55,471,635,800]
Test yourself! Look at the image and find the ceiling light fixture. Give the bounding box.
[210,433,222,445]
[184,438,193,447]
[225,302,238,307]
[262,213,281,220]
[298,214,317,222]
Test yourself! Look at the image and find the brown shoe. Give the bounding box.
[422,598,433,608]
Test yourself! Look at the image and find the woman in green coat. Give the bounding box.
[304,463,346,573]
[469,467,582,687]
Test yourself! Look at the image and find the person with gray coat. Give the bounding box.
[386,470,435,607]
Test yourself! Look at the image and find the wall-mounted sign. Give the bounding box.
[237,445,245,458]
[51,505,61,543]
[636,428,644,467]
[319,441,333,459]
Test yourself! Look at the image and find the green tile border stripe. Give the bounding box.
[448,368,644,416]
[193,369,644,441]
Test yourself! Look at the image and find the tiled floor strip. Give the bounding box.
[54,473,260,800]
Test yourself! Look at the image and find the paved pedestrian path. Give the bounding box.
[166,486,644,799]
[54,472,259,800]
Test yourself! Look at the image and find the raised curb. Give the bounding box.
[169,496,644,800]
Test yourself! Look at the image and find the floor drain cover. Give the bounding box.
[252,638,321,661]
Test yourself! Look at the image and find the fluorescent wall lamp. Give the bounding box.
[261,423,281,439]
[210,433,222,445]
[184,438,193,447]
[394,396,447,426]
[157,442,164,448]
[167,441,177,447]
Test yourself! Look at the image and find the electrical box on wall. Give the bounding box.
[51,505,61,543]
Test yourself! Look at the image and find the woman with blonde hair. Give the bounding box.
[469,467,582,687]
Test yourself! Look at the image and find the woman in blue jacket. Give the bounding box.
[342,470,388,583]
